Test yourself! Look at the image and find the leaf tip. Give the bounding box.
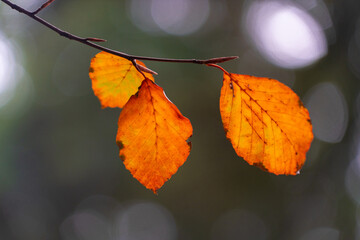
[117,140,124,150]
[253,162,268,173]
[298,99,305,108]
[187,141,192,150]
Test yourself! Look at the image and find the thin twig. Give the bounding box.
[1,0,238,65]
[85,37,107,43]
[32,0,55,14]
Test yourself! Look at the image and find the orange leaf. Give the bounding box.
[218,68,313,175]
[116,79,193,193]
[89,51,154,108]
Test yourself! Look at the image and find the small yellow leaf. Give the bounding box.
[89,51,154,108]
[219,70,313,175]
[116,79,193,193]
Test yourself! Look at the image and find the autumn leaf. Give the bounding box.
[89,51,154,108]
[116,79,193,193]
[212,64,313,175]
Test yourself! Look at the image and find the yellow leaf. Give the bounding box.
[116,79,193,193]
[219,69,313,175]
[89,51,154,108]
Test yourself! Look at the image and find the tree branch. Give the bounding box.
[1,0,238,65]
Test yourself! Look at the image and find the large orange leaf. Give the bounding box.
[218,66,313,175]
[89,51,154,108]
[116,79,193,193]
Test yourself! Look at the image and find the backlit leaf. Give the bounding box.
[116,79,193,193]
[218,67,313,175]
[89,51,154,108]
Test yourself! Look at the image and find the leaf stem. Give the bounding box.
[1,0,238,65]
[206,63,229,74]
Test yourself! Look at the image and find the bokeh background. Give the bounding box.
[0,0,359,239]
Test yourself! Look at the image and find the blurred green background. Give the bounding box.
[0,0,359,239]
